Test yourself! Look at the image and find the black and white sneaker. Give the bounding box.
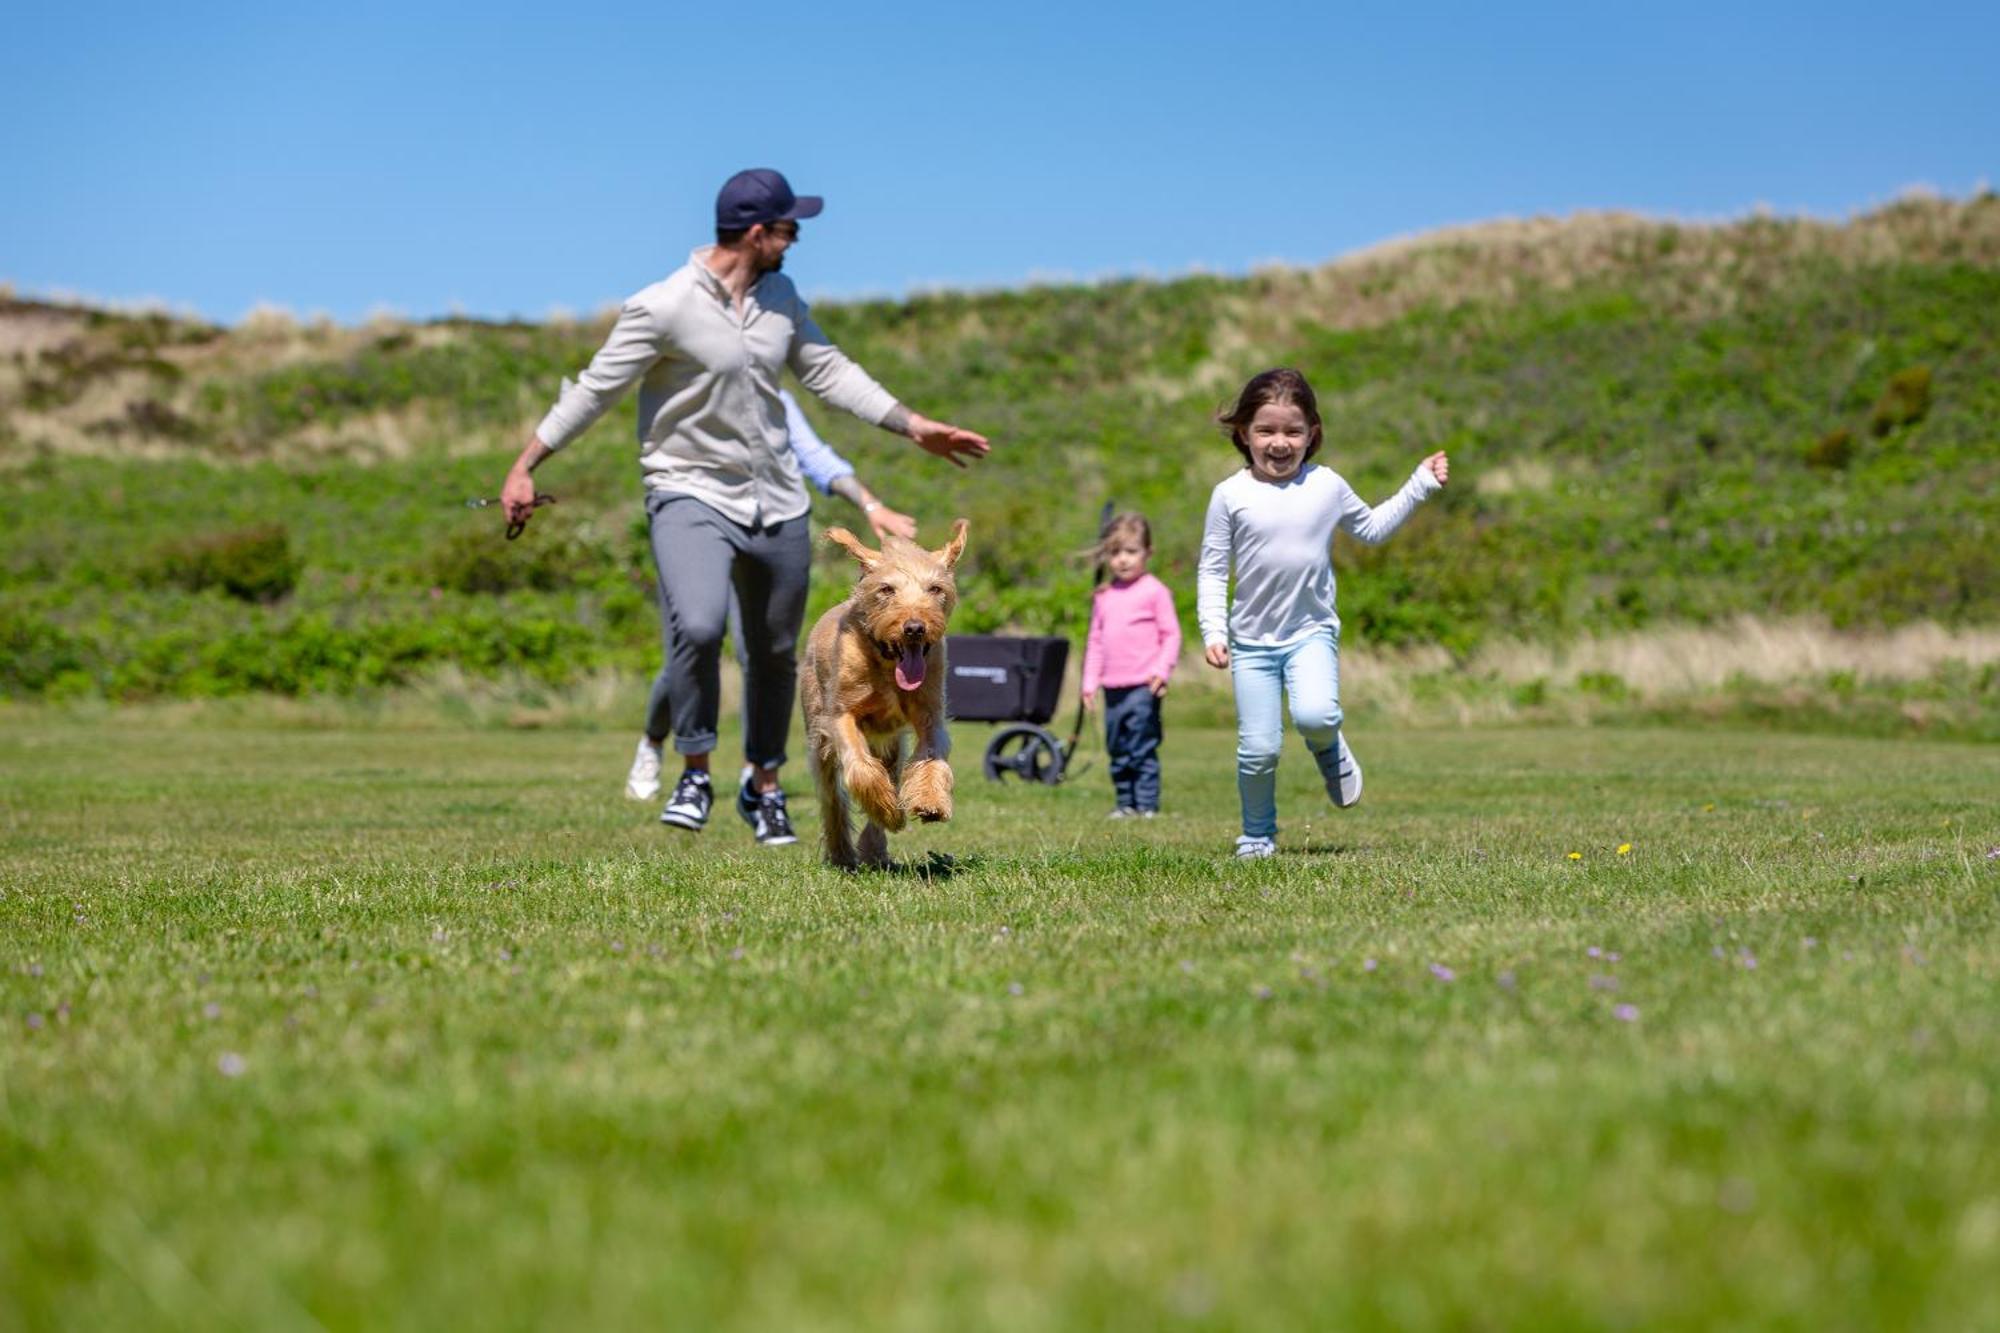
[737,772,798,846]
[660,770,713,831]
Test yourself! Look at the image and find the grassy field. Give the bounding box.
[4,715,1997,1329]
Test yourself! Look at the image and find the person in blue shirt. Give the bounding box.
[623,389,917,819]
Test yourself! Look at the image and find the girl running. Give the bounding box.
[1196,368,1448,858]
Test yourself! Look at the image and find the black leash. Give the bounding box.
[464,493,556,540]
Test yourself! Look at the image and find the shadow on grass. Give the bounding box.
[1285,842,1360,857]
[878,850,980,880]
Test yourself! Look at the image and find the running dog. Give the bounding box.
[799,520,968,870]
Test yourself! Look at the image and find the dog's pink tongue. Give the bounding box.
[895,645,926,691]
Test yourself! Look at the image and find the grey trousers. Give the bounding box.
[644,492,811,769]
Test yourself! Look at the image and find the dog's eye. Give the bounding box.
[927,584,945,597]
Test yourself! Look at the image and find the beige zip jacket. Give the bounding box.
[534,247,900,526]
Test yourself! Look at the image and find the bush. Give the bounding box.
[421,525,620,595]
[1869,365,1932,436]
[1804,428,1854,470]
[148,525,301,603]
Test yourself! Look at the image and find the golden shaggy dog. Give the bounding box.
[799,520,968,870]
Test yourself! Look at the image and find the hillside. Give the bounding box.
[2,194,1997,705]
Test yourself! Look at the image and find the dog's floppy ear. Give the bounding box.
[825,526,882,570]
[933,518,969,569]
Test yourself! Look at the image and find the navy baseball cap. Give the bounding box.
[715,169,824,229]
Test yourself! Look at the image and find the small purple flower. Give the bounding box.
[1429,963,1456,983]
[1007,981,1025,997]
[26,1012,44,1030]
[1986,846,2000,861]
[1586,946,1602,959]
[728,947,745,961]
[1711,946,1725,959]
[1740,953,1758,970]
[1803,937,1818,950]
[1613,1004,1640,1023]
[202,1002,222,1020]
[497,950,511,962]
[1590,974,1619,992]
[1254,985,1275,1001]
[610,940,625,953]
[1497,969,1517,991]
[1362,957,1378,972]
[1606,952,1622,963]
[217,1052,247,1077]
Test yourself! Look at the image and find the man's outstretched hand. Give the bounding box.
[907,412,990,468]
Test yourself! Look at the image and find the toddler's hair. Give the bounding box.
[1097,512,1152,558]
[1216,367,1322,465]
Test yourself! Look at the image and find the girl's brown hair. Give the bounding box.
[1097,512,1152,558]
[1215,367,1322,465]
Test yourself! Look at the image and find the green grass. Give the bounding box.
[4,717,1997,1329]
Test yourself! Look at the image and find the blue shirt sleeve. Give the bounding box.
[783,388,855,495]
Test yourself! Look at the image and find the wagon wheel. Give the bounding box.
[983,724,1068,785]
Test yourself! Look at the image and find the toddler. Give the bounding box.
[1081,513,1182,817]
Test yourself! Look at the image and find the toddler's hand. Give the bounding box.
[1081,689,1097,712]
[1204,643,1230,670]
[1148,675,1168,698]
[1423,451,1449,486]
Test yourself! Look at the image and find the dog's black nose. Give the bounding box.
[902,620,925,640]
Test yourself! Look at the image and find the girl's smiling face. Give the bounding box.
[1243,401,1316,483]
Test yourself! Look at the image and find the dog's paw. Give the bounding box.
[845,760,906,831]
[902,759,954,824]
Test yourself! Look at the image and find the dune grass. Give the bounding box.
[3,715,1997,1330]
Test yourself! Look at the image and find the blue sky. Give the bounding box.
[5,1,1994,324]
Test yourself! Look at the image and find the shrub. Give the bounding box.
[148,524,301,603]
[1869,365,1932,436]
[1804,428,1854,470]
[421,525,616,595]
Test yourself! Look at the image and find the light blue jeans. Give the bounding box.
[1230,624,1343,839]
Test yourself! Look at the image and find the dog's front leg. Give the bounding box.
[900,700,954,824]
[809,721,857,870]
[835,713,905,832]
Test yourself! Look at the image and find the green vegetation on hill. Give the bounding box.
[2,196,1997,700]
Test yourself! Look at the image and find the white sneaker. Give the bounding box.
[1234,835,1276,860]
[1327,732,1363,809]
[624,738,664,801]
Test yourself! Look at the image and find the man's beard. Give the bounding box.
[761,252,785,275]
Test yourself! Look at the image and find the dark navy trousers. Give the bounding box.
[1103,684,1163,812]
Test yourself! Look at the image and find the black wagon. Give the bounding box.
[943,634,1079,785]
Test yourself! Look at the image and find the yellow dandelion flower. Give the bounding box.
[1701,803,1716,813]
[1617,843,1632,856]
[1567,851,1583,861]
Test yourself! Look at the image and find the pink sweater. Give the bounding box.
[1082,573,1183,693]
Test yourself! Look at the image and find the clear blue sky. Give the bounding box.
[5,1,1994,324]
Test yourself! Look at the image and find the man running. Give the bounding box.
[500,168,988,844]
